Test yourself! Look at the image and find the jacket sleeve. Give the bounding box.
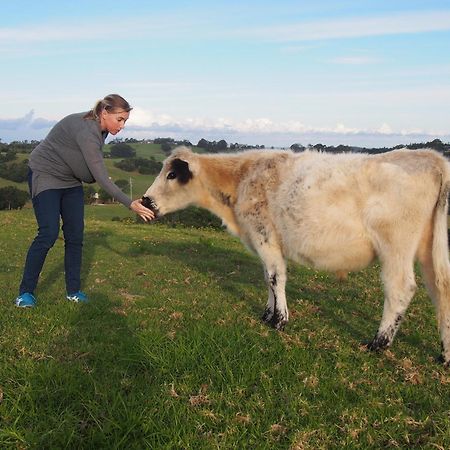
[76,128,132,208]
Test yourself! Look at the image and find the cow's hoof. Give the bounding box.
[269,311,288,331]
[437,354,450,368]
[261,308,274,323]
[367,334,390,352]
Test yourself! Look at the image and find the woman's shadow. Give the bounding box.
[27,229,158,445]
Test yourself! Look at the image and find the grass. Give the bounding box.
[1,208,450,449]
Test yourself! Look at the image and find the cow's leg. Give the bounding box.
[418,233,450,367]
[261,267,275,322]
[368,258,416,351]
[259,251,288,330]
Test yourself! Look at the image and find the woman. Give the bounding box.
[15,94,154,307]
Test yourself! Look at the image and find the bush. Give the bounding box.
[83,185,97,204]
[0,186,29,210]
[136,158,162,175]
[138,206,223,229]
[115,179,130,194]
[0,149,17,163]
[114,157,163,175]
[110,143,136,158]
[114,159,136,172]
[0,159,29,182]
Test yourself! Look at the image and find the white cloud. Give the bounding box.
[122,111,450,147]
[2,10,450,46]
[1,110,448,148]
[233,10,450,42]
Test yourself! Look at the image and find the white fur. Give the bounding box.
[144,147,450,365]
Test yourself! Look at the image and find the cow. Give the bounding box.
[142,146,450,366]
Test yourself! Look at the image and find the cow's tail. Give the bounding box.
[431,162,450,363]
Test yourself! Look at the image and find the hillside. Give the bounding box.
[1,209,449,448]
[0,142,171,199]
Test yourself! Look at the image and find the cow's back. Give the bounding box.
[262,149,445,273]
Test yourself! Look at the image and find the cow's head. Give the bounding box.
[142,146,200,217]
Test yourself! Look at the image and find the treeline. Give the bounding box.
[0,140,39,153]
[290,138,450,156]
[109,137,266,153]
[1,136,450,211]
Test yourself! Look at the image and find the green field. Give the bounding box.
[1,208,449,449]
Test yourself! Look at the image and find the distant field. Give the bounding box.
[1,209,449,449]
[104,142,168,161]
[0,143,175,199]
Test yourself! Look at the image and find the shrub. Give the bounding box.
[137,206,223,229]
[0,186,29,210]
[110,143,136,158]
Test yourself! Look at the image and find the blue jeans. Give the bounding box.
[19,171,84,295]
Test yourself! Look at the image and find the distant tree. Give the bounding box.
[0,149,17,163]
[115,179,130,194]
[98,188,113,203]
[0,186,29,210]
[114,159,136,172]
[83,185,97,204]
[407,139,446,153]
[197,138,209,149]
[161,142,173,154]
[216,139,228,151]
[7,140,39,152]
[290,143,305,152]
[135,158,163,175]
[110,143,136,158]
[0,159,29,182]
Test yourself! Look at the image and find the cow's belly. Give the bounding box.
[276,208,375,273]
[284,233,375,272]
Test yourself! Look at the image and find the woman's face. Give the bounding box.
[100,109,130,135]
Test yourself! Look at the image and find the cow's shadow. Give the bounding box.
[118,232,384,343]
[122,235,267,312]
[40,228,436,359]
[127,234,439,357]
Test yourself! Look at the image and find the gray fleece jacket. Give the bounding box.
[29,112,132,207]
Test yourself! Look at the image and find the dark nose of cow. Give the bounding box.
[141,196,158,215]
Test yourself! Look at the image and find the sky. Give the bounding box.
[1,0,450,148]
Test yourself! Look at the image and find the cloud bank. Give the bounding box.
[1,109,447,148]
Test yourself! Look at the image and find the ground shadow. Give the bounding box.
[39,226,439,363]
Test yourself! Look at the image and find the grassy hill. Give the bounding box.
[105,142,169,161]
[1,208,449,449]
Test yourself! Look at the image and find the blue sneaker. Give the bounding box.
[15,292,36,308]
[66,291,89,303]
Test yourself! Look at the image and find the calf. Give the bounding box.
[142,147,450,366]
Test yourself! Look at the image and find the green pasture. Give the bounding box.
[0,208,449,449]
[1,144,164,199]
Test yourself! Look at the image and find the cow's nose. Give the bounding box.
[141,196,158,214]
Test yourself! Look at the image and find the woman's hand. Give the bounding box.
[130,199,155,222]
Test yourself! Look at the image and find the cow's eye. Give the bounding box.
[167,171,177,180]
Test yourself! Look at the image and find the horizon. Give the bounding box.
[3,135,448,152]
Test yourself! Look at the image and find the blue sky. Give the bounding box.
[1,0,450,147]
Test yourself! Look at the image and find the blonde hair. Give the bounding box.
[84,94,132,120]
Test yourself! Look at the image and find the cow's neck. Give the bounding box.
[195,155,247,236]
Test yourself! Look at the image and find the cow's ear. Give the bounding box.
[171,158,194,184]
